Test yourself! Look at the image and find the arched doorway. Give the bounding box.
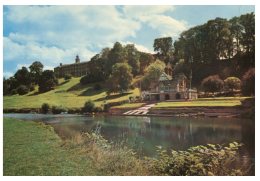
[175,93,181,99]
[165,94,170,100]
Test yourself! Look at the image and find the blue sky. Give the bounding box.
[3,5,255,78]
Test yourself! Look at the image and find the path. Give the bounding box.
[123,104,155,115]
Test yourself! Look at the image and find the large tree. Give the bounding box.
[107,63,133,94]
[125,44,140,76]
[38,70,58,92]
[153,37,173,63]
[14,67,31,86]
[29,61,44,84]
[141,60,166,90]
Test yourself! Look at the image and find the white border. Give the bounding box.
[1,0,258,180]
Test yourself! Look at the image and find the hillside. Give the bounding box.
[3,77,140,109]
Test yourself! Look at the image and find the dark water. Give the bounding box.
[4,114,255,162]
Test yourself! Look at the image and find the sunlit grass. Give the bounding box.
[154,97,248,108]
[3,77,140,109]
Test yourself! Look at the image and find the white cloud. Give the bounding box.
[123,5,187,37]
[3,72,14,78]
[121,41,155,54]
[4,5,188,73]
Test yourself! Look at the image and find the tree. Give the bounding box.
[141,60,166,90]
[106,42,127,76]
[241,68,255,96]
[224,77,241,92]
[125,44,140,76]
[14,67,31,86]
[107,63,133,94]
[17,85,29,95]
[139,52,155,74]
[201,75,224,94]
[153,37,173,63]
[38,70,58,92]
[41,103,50,114]
[82,100,95,113]
[64,73,72,80]
[29,61,44,84]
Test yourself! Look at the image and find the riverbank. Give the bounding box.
[3,117,148,176]
[3,117,252,176]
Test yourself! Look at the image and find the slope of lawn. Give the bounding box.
[3,77,140,109]
[154,97,249,108]
[3,117,97,175]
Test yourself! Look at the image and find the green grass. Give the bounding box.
[3,117,97,175]
[3,118,148,176]
[154,97,248,108]
[3,77,140,109]
[113,103,145,109]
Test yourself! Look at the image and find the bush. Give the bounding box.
[94,83,102,91]
[17,85,29,95]
[148,142,245,176]
[201,75,224,94]
[224,77,241,92]
[29,84,35,91]
[64,74,72,80]
[41,103,50,114]
[10,89,17,95]
[51,105,68,114]
[242,68,255,96]
[94,106,103,112]
[67,108,82,114]
[82,100,95,113]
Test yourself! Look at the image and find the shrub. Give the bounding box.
[64,74,72,80]
[67,108,82,114]
[17,85,29,95]
[242,68,255,96]
[94,83,102,91]
[10,89,17,95]
[82,100,95,113]
[201,75,224,94]
[51,105,68,114]
[224,77,241,92]
[29,84,35,91]
[41,103,50,114]
[148,142,245,176]
[94,106,103,112]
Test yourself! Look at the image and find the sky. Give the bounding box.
[3,5,255,78]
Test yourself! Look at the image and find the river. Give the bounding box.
[4,113,254,165]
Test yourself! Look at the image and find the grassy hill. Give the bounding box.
[3,77,140,109]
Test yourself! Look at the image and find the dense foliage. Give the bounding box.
[16,85,30,95]
[224,77,241,92]
[107,63,133,94]
[241,68,255,96]
[141,60,166,90]
[201,75,224,93]
[148,142,246,176]
[38,70,58,92]
[41,103,50,114]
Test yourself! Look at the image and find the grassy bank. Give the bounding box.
[3,77,140,109]
[3,118,148,176]
[154,97,249,108]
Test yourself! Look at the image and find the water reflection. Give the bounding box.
[4,114,254,160]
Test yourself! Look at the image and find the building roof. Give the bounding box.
[159,72,172,81]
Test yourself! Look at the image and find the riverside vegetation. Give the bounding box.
[4,117,252,176]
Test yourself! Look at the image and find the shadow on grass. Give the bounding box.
[79,88,105,96]
[94,92,132,101]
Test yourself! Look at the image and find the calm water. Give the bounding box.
[4,114,255,160]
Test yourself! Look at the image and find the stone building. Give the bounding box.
[142,63,197,101]
[54,55,88,78]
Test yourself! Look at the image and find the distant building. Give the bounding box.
[142,63,197,101]
[54,55,88,78]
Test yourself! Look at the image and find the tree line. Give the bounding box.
[3,62,58,95]
[3,12,255,97]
